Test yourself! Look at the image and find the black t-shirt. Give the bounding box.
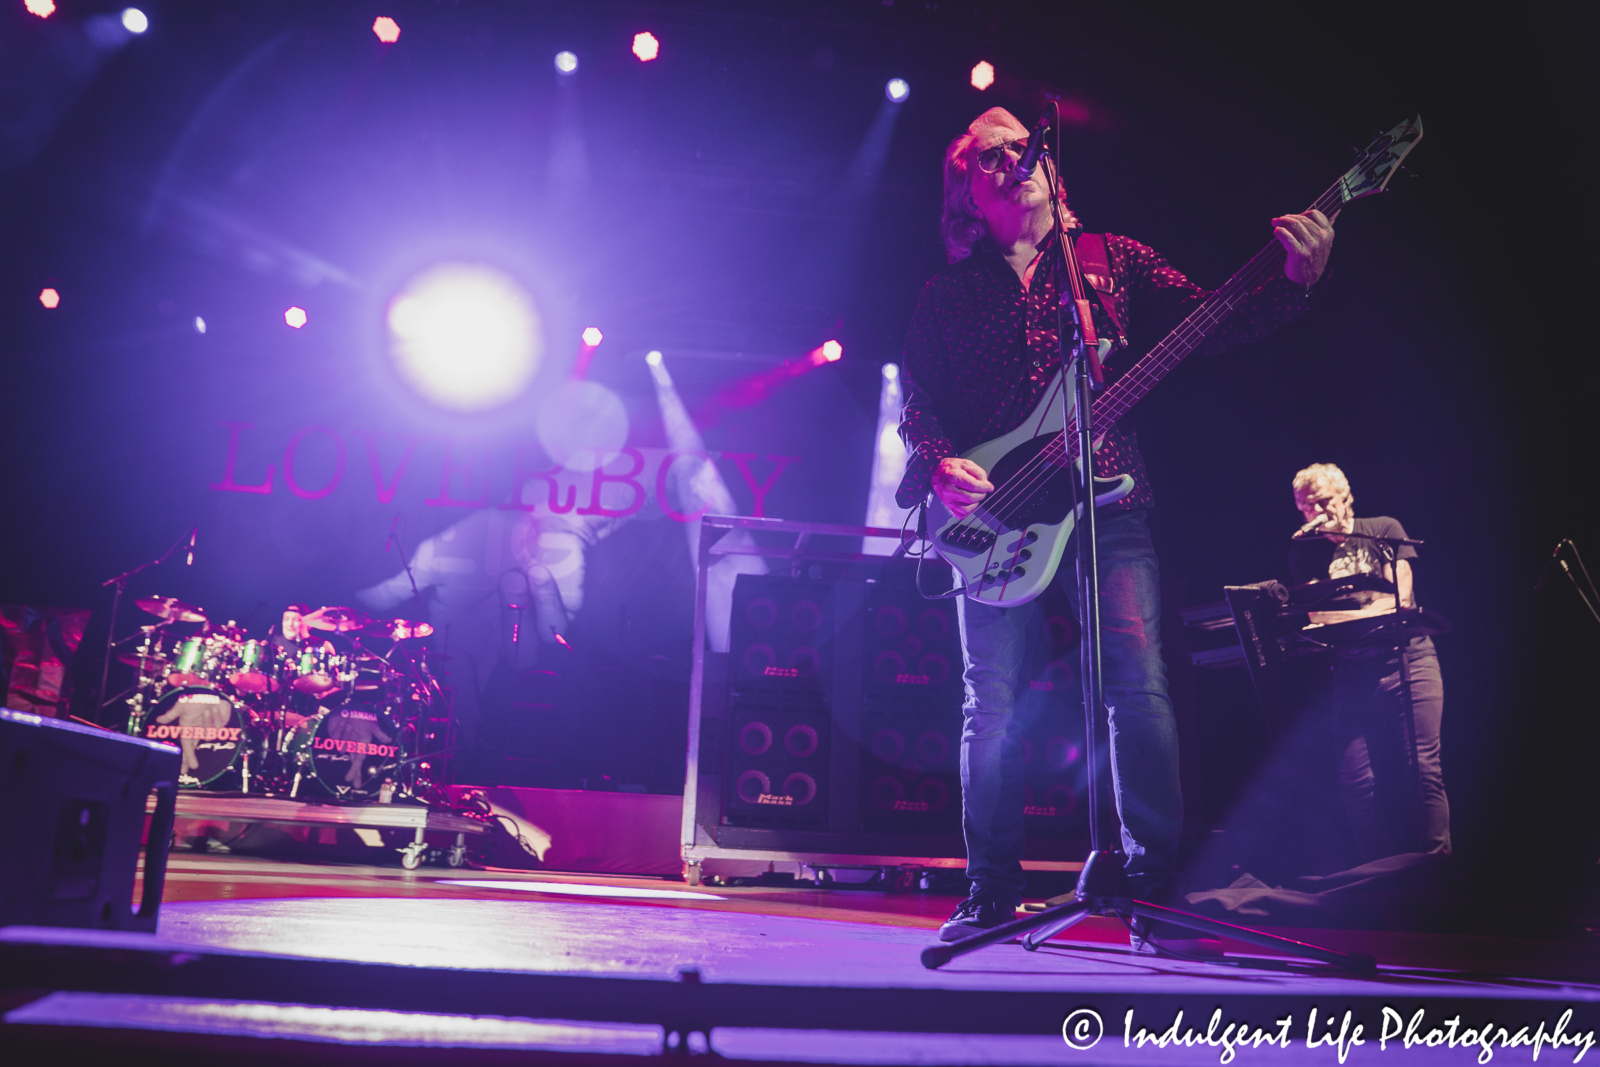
[1288,515,1416,587]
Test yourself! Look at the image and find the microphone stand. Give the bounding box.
[97,527,195,723]
[924,116,1373,974]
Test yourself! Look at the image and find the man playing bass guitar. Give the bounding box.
[898,107,1336,946]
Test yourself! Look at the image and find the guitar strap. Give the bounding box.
[1074,232,1127,350]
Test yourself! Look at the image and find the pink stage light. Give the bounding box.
[25,0,56,17]
[581,326,603,347]
[372,17,400,44]
[284,306,308,328]
[632,32,659,62]
[821,340,843,362]
[38,288,60,309]
[971,61,995,91]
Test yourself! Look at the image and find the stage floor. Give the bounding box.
[5,853,1599,1065]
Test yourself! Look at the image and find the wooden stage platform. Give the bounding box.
[4,852,1598,1065]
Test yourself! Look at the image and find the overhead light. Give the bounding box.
[885,78,910,103]
[38,288,60,309]
[970,61,995,91]
[120,8,148,33]
[372,17,400,44]
[632,32,659,62]
[194,316,207,334]
[645,350,663,366]
[25,0,56,18]
[581,327,603,347]
[386,263,544,411]
[821,339,843,362]
[554,51,578,74]
[284,306,307,329]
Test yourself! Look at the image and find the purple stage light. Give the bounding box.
[555,51,578,74]
[386,263,543,412]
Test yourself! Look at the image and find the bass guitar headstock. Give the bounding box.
[1336,116,1423,205]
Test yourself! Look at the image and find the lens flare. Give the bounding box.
[386,263,543,411]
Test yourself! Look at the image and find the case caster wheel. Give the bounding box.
[447,846,467,868]
[400,843,426,870]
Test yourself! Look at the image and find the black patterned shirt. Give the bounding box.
[896,233,1314,511]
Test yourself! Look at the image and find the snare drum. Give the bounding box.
[227,639,282,694]
[286,704,402,796]
[291,646,351,696]
[140,685,248,787]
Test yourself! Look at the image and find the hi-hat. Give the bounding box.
[362,618,435,640]
[136,596,206,623]
[306,607,374,633]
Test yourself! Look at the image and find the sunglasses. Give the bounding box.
[975,138,1034,174]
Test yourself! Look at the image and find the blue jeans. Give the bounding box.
[956,509,1183,899]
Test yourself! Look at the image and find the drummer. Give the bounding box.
[273,604,343,703]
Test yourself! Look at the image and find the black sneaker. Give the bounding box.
[938,890,1019,942]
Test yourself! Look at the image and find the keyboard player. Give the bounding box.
[1288,462,1450,861]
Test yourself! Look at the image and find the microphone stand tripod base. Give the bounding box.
[919,850,1375,975]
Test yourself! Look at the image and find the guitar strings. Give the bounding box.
[946,182,1347,542]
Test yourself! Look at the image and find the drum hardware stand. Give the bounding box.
[97,526,196,720]
[923,116,1374,975]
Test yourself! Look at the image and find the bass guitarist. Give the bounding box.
[898,107,1336,946]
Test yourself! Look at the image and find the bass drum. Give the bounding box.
[287,704,402,797]
[140,685,247,788]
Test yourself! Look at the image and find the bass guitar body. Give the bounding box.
[927,365,1133,607]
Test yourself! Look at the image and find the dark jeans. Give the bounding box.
[1333,641,1450,861]
[955,509,1182,900]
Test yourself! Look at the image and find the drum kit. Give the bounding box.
[117,596,451,801]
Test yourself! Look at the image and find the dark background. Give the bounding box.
[1,2,1592,911]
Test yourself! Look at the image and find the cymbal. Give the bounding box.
[117,650,170,668]
[136,596,206,623]
[362,618,434,640]
[204,622,248,642]
[306,607,374,633]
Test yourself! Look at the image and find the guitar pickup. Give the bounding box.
[944,527,996,552]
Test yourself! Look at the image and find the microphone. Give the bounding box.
[186,527,197,566]
[1011,108,1053,184]
[1291,514,1332,540]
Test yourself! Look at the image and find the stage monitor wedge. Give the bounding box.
[0,709,180,932]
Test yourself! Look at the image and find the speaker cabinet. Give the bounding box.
[722,691,830,829]
[0,708,180,931]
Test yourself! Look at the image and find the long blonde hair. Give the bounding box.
[939,115,1073,263]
